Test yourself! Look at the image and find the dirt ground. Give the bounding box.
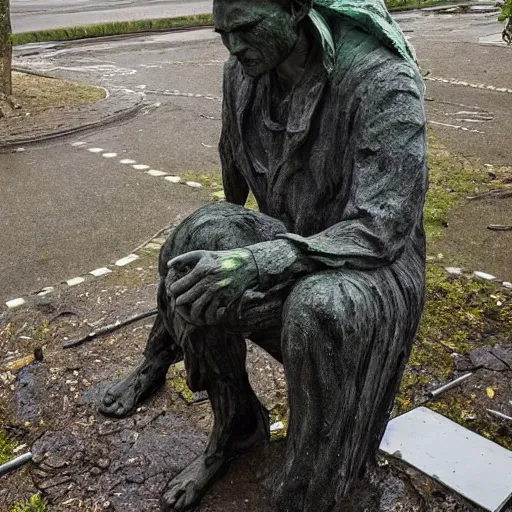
[0,72,106,142]
[1,240,511,512]
[11,72,106,113]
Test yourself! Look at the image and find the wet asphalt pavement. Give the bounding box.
[1,9,510,302]
[10,0,213,33]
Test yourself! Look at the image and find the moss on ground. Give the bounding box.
[168,364,195,404]
[396,265,512,413]
[12,72,105,112]
[424,134,492,240]
[9,494,47,512]
[0,429,19,464]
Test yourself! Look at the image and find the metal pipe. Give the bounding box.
[486,409,512,422]
[0,452,33,477]
[428,373,473,398]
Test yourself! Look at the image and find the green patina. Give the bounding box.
[220,258,242,271]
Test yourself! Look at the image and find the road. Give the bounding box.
[10,0,213,33]
[1,9,510,302]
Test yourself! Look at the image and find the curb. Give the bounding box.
[0,78,145,150]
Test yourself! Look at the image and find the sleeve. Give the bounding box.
[219,61,249,206]
[275,63,428,270]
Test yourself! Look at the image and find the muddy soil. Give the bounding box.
[0,246,491,512]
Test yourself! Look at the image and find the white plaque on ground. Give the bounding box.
[380,407,512,511]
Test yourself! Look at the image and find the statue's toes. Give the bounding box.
[101,389,116,407]
[161,481,197,511]
[98,388,133,417]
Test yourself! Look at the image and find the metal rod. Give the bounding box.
[428,373,473,398]
[62,308,158,349]
[0,452,33,477]
[486,409,512,422]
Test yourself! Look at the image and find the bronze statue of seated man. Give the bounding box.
[100,0,428,510]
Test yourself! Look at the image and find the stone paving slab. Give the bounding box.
[380,407,512,512]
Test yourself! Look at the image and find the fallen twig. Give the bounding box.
[428,373,473,398]
[486,409,512,422]
[0,452,33,477]
[487,225,512,232]
[62,309,158,349]
[466,190,512,201]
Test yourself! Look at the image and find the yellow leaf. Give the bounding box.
[486,387,495,399]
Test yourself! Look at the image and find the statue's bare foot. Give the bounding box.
[99,358,168,417]
[160,454,226,511]
[161,413,268,510]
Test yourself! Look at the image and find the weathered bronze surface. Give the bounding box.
[100,1,428,510]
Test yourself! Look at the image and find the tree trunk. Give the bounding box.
[0,0,12,97]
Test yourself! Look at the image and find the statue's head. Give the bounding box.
[213,0,313,77]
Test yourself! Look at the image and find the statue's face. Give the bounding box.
[213,0,299,77]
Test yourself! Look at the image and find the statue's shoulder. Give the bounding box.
[328,14,421,85]
[325,17,423,101]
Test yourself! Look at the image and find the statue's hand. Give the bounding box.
[166,249,258,326]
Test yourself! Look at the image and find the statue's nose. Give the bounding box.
[228,33,246,57]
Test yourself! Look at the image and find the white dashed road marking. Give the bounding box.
[67,277,85,287]
[185,181,203,188]
[102,152,118,158]
[133,164,150,170]
[6,298,26,309]
[428,120,484,134]
[120,159,137,165]
[88,147,104,153]
[147,170,168,177]
[90,267,112,277]
[426,76,512,94]
[115,254,139,267]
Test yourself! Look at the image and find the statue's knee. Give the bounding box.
[158,203,248,275]
[282,275,335,359]
[282,273,368,362]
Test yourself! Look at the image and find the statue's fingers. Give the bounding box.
[168,265,210,298]
[175,277,213,306]
[189,287,218,323]
[167,250,205,272]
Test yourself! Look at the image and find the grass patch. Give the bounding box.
[10,494,47,512]
[168,363,195,404]
[386,0,468,10]
[12,72,105,113]
[396,265,512,412]
[12,14,214,46]
[0,429,19,464]
[425,134,492,240]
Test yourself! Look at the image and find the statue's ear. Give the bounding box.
[290,0,313,24]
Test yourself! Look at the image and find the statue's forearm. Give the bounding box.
[247,239,319,291]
